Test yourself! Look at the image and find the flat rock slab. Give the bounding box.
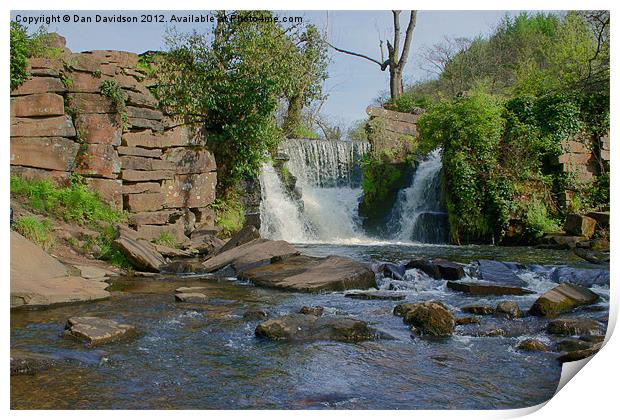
[255,314,381,342]
[153,243,192,258]
[239,254,376,292]
[446,281,534,296]
[62,317,136,347]
[73,265,115,280]
[550,266,610,287]
[529,283,599,316]
[174,292,209,303]
[547,319,604,336]
[202,239,299,273]
[345,291,406,301]
[558,342,602,363]
[406,258,465,280]
[175,286,208,293]
[113,227,166,272]
[477,260,527,287]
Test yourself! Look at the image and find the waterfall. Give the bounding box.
[259,139,370,243]
[390,149,449,243]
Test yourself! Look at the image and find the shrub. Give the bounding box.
[13,216,55,250]
[523,199,561,239]
[99,79,128,130]
[153,231,178,248]
[210,197,245,238]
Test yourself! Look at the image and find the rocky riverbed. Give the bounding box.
[11,237,609,409]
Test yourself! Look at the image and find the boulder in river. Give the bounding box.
[564,213,597,239]
[461,304,494,315]
[238,254,376,292]
[547,319,604,336]
[299,306,324,316]
[345,291,406,301]
[557,342,602,363]
[517,338,549,352]
[375,262,406,280]
[455,316,480,326]
[556,339,597,352]
[202,239,299,273]
[243,309,269,320]
[175,292,209,303]
[189,229,225,256]
[397,301,455,337]
[113,226,166,272]
[495,301,523,319]
[405,258,465,280]
[477,260,527,287]
[573,248,610,265]
[255,314,379,342]
[447,281,534,296]
[550,266,609,287]
[62,316,137,347]
[529,284,599,316]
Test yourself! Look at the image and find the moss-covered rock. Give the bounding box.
[397,300,455,337]
[529,284,599,316]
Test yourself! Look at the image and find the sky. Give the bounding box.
[11,10,522,128]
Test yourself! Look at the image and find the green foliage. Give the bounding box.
[13,216,55,250]
[10,22,30,90]
[210,197,245,238]
[156,11,327,194]
[99,79,128,130]
[347,120,369,142]
[10,175,123,226]
[95,224,133,269]
[385,90,433,113]
[523,199,561,239]
[418,90,510,243]
[292,124,321,140]
[153,231,178,248]
[360,155,404,204]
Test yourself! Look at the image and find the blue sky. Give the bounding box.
[11,10,521,127]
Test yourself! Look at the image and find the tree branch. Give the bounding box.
[392,10,401,66]
[325,40,389,71]
[397,11,417,71]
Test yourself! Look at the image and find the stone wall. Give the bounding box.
[365,106,421,162]
[10,34,217,244]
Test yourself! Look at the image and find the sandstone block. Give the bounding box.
[11,116,76,138]
[128,117,164,131]
[122,182,161,194]
[126,192,165,212]
[11,76,66,96]
[162,172,217,209]
[117,146,162,158]
[128,210,181,226]
[163,147,217,173]
[126,106,163,121]
[564,214,597,239]
[83,178,122,210]
[11,137,79,171]
[123,126,206,148]
[74,113,122,145]
[121,169,175,182]
[67,93,116,113]
[75,144,121,178]
[120,156,176,171]
[10,93,65,117]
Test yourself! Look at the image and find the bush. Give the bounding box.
[210,197,245,238]
[417,90,509,243]
[153,231,178,248]
[13,216,55,250]
[523,199,561,239]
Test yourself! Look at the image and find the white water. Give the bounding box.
[391,149,449,243]
[259,140,448,244]
[259,139,370,243]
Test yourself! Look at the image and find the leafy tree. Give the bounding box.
[156,11,322,196]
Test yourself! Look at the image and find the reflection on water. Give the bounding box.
[11,244,607,410]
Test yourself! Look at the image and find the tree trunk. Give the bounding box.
[390,68,403,100]
[283,93,303,138]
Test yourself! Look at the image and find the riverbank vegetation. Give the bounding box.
[373,11,609,244]
[10,175,131,267]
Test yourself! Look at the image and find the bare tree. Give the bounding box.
[327,10,417,100]
[420,36,473,96]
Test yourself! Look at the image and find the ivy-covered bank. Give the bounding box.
[360,11,609,245]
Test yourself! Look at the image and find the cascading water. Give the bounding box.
[259,138,370,243]
[390,149,449,243]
